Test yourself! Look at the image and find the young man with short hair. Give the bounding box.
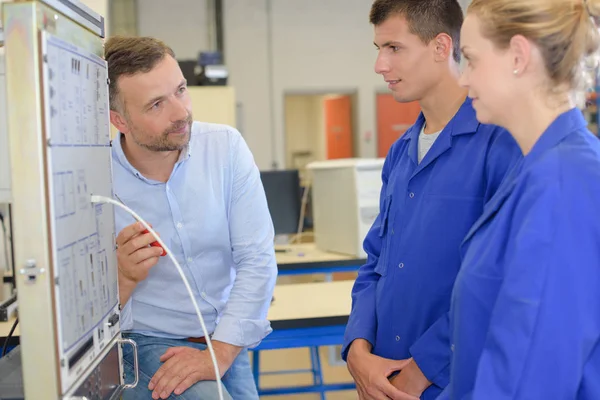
[343,1,521,399]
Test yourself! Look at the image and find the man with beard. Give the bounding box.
[106,36,276,400]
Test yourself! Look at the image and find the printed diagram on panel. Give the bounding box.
[42,33,118,356]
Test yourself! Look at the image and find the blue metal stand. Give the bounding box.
[251,325,356,397]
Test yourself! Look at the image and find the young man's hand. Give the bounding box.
[347,339,418,400]
[389,357,432,398]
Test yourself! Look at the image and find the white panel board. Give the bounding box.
[41,32,120,393]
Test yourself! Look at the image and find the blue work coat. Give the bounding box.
[342,98,522,399]
[443,108,600,399]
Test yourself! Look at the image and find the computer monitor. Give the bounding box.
[177,60,199,86]
[260,169,302,235]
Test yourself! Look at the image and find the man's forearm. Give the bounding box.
[350,338,373,354]
[211,340,242,370]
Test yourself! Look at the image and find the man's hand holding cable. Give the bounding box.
[148,341,242,399]
[116,222,163,305]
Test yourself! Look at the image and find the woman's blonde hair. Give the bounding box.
[468,0,600,102]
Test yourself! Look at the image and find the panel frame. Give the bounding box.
[3,2,122,398]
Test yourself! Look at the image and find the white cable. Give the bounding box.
[90,194,224,400]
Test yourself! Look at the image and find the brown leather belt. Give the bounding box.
[187,336,207,344]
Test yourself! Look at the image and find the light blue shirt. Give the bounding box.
[112,122,277,348]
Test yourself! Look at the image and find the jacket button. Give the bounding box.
[396,336,401,341]
[399,263,404,269]
[409,192,415,198]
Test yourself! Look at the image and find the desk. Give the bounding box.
[275,243,365,276]
[252,280,355,398]
[0,317,18,337]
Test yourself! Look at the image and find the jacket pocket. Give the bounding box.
[374,194,392,276]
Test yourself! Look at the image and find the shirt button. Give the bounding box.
[187,257,193,263]
[201,292,207,299]
[399,262,404,269]
[396,336,401,341]
[176,222,183,229]
[409,192,415,199]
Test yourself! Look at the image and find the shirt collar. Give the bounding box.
[401,97,479,142]
[111,131,192,183]
[525,108,588,165]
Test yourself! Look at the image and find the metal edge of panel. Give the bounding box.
[3,2,60,399]
[38,27,64,394]
[39,0,105,37]
[63,335,125,400]
[36,2,104,59]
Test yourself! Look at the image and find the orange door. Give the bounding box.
[376,94,421,158]
[324,95,353,159]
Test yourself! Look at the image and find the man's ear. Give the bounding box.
[433,33,453,62]
[110,109,130,134]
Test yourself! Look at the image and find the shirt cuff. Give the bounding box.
[212,316,273,348]
[341,296,378,361]
[341,324,376,361]
[409,343,451,389]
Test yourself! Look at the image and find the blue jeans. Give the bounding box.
[122,332,258,400]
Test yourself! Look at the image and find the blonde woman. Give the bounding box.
[442,0,600,398]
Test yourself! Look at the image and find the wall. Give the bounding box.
[224,0,383,169]
[137,0,212,60]
[188,86,237,127]
[109,0,137,36]
[284,95,326,170]
[221,0,272,168]
[459,0,471,13]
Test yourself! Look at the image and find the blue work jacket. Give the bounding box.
[443,108,600,399]
[342,98,522,400]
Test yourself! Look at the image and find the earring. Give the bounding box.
[513,69,519,75]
